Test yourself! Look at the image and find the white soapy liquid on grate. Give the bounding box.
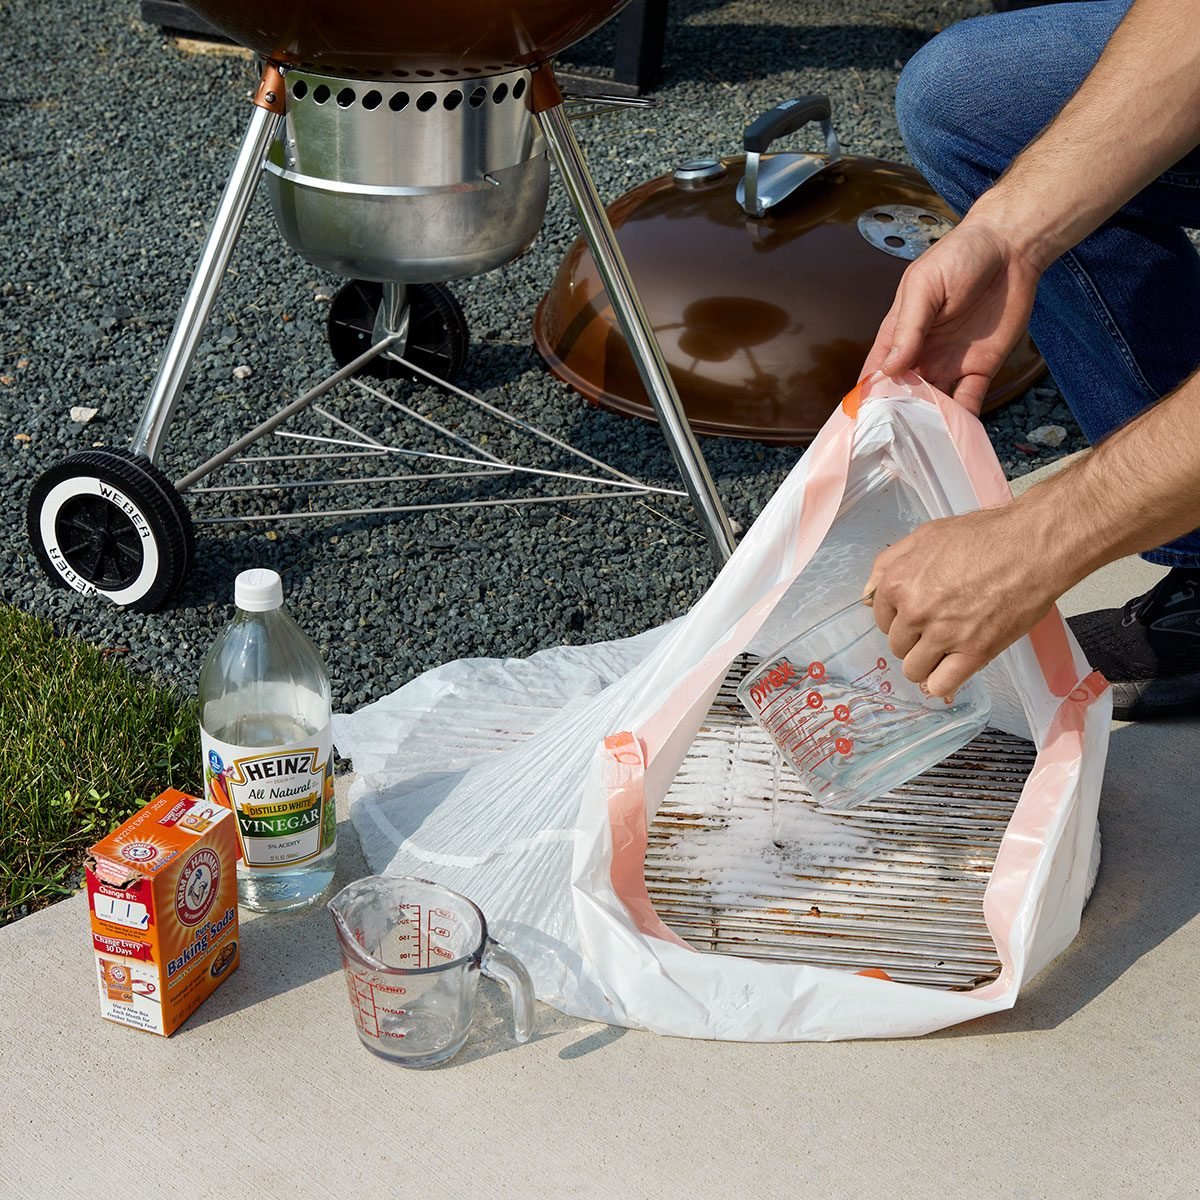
[655,724,864,907]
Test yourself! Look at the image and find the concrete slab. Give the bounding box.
[4,461,1198,1200]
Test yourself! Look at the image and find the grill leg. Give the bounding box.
[130,71,285,464]
[374,282,411,360]
[534,90,737,564]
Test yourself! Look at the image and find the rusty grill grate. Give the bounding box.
[644,655,1037,990]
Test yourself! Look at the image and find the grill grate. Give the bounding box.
[644,656,1036,990]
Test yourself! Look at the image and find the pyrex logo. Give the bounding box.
[748,659,797,709]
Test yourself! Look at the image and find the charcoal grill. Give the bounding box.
[27,0,736,611]
[645,656,1100,989]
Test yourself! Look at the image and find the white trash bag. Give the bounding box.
[334,372,1111,1040]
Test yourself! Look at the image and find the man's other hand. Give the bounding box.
[862,217,1044,414]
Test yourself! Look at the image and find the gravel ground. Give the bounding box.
[0,0,1089,710]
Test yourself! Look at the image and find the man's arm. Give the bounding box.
[864,0,1200,407]
[967,0,1200,277]
[865,367,1200,697]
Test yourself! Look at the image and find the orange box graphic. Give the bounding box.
[86,789,240,1036]
[100,958,133,1003]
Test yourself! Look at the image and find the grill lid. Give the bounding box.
[533,154,1045,444]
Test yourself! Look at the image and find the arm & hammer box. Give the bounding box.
[86,788,240,1035]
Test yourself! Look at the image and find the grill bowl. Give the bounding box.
[179,0,634,75]
[265,70,549,281]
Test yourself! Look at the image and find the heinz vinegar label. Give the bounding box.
[201,726,336,869]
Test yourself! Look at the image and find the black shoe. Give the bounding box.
[1067,568,1200,719]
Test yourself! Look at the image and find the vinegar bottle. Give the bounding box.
[199,568,336,912]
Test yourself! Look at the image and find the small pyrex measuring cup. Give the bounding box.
[328,876,534,1067]
[738,598,990,809]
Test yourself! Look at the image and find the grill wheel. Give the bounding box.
[27,449,194,613]
[326,280,470,383]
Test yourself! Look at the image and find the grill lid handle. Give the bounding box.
[743,95,832,154]
[738,95,843,218]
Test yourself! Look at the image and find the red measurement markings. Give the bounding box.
[395,902,423,969]
[776,707,826,758]
[792,728,840,771]
[855,693,900,717]
[350,972,380,1038]
[764,681,827,731]
[788,709,838,758]
[755,676,805,721]
[803,744,841,773]
[429,908,458,962]
[787,712,857,774]
[762,689,818,748]
[350,972,409,1040]
[373,979,407,1012]
[774,690,825,756]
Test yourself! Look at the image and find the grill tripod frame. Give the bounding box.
[27,59,734,613]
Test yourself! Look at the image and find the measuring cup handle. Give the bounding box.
[482,937,535,1045]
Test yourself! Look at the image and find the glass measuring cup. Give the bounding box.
[738,598,990,809]
[328,876,534,1067]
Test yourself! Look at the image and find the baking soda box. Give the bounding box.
[86,788,240,1035]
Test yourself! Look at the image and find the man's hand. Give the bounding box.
[855,0,1200,691]
[864,0,1200,412]
[863,505,1066,697]
[863,361,1200,697]
[862,217,1044,413]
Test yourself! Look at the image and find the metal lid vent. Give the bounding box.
[858,205,954,260]
[673,159,727,186]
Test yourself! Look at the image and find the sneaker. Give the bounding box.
[1067,568,1200,720]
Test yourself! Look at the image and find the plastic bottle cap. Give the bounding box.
[235,568,284,612]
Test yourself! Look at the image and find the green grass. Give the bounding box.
[0,604,200,925]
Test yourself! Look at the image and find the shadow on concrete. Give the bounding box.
[183,812,367,1029]
[183,807,617,1064]
[420,984,619,1069]
[936,715,1200,1037]
[557,1020,629,1059]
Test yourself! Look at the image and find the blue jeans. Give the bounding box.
[896,0,1200,567]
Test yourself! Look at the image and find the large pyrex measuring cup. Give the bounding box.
[738,598,990,810]
[328,876,534,1067]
